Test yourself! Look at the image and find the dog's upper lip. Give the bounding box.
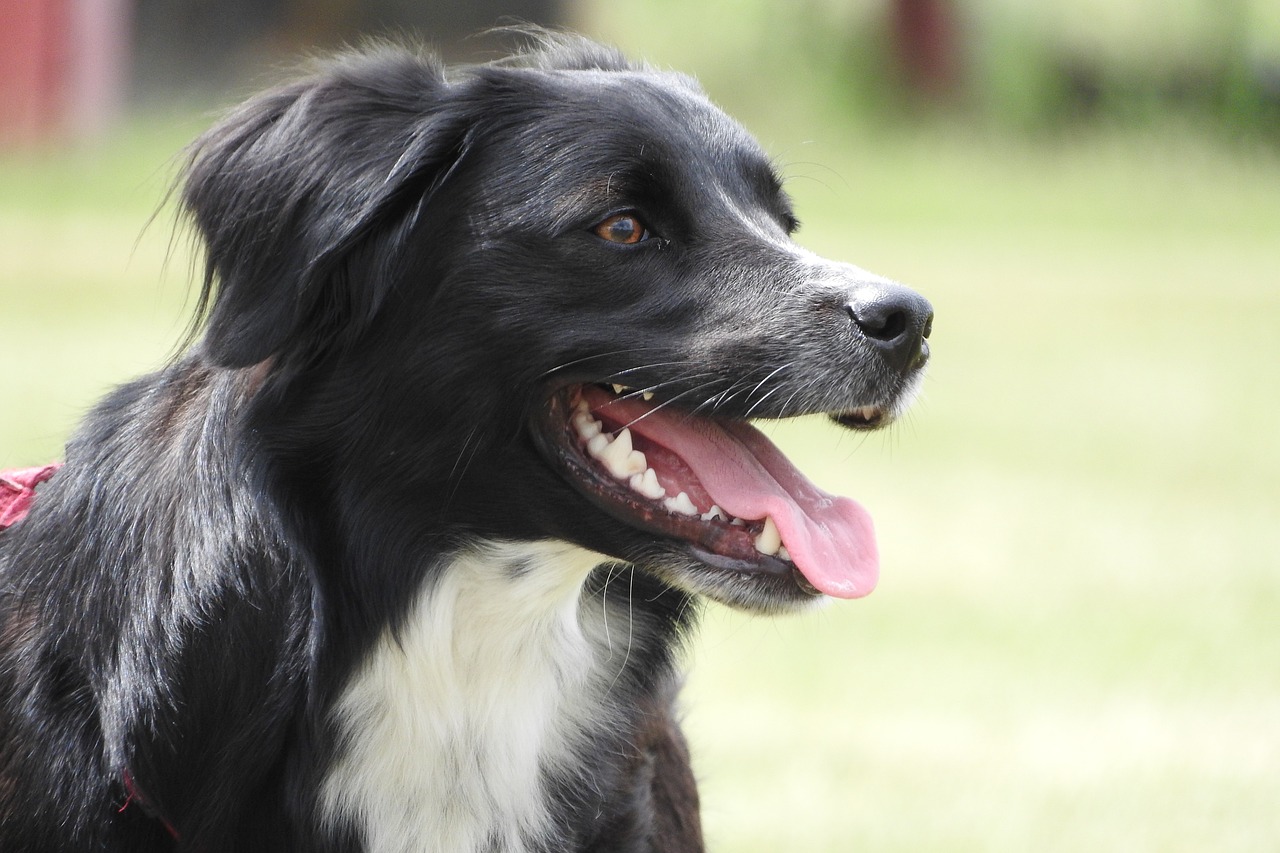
[544,384,879,600]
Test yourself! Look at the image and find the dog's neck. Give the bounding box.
[319,540,631,853]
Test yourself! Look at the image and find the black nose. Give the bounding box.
[846,282,933,371]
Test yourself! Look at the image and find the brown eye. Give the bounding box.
[593,213,649,245]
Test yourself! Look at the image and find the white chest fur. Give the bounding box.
[319,541,618,853]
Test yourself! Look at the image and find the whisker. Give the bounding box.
[598,561,628,654]
[611,378,727,431]
[744,382,789,419]
[701,368,770,414]
[741,362,795,417]
[442,425,484,510]
[695,384,737,416]
[537,348,662,381]
[777,383,811,416]
[612,374,713,407]
[606,360,701,381]
[604,566,637,694]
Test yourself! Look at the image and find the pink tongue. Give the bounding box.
[588,390,878,599]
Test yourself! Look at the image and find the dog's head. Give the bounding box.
[183,34,932,614]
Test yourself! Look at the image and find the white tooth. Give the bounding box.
[572,411,602,439]
[610,427,632,455]
[624,450,647,476]
[586,432,612,458]
[575,398,591,415]
[700,505,726,522]
[729,516,746,527]
[642,391,654,401]
[599,428,646,479]
[611,384,626,394]
[664,491,698,516]
[629,468,666,500]
[754,516,782,556]
[777,545,792,562]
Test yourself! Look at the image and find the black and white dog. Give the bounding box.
[0,33,931,852]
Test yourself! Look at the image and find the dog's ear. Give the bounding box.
[183,48,470,368]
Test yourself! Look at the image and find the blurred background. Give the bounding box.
[2,0,1277,850]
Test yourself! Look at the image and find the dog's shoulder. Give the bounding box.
[0,361,315,849]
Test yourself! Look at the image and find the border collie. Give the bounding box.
[0,32,932,852]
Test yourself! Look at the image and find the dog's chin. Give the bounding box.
[532,382,890,614]
[630,545,827,615]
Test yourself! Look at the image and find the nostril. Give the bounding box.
[847,302,909,343]
[843,282,933,368]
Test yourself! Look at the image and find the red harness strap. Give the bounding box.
[119,769,182,840]
[0,470,181,840]
[0,464,61,529]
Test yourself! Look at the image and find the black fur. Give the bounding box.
[0,33,930,851]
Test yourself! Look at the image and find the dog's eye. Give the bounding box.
[593,213,650,245]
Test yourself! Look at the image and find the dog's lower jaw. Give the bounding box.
[634,546,828,616]
[318,540,677,853]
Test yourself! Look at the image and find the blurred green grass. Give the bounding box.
[2,64,1279,853]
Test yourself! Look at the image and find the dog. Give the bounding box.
[0,32,932,852]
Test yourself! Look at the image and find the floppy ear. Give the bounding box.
[183,48,471,368]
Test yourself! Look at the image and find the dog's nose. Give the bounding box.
[846,282,933,371]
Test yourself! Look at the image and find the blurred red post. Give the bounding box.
[0,0,68,142]
[0,0,131,145]
[889,0,961,99]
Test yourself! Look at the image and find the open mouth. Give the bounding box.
[537,383,881,601]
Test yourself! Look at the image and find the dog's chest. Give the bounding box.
[319,541,617,853]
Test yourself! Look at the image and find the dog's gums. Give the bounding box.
[539,383,881,600]
[570,388,787,557]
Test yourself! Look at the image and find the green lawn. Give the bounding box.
[2,88,1278,850]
